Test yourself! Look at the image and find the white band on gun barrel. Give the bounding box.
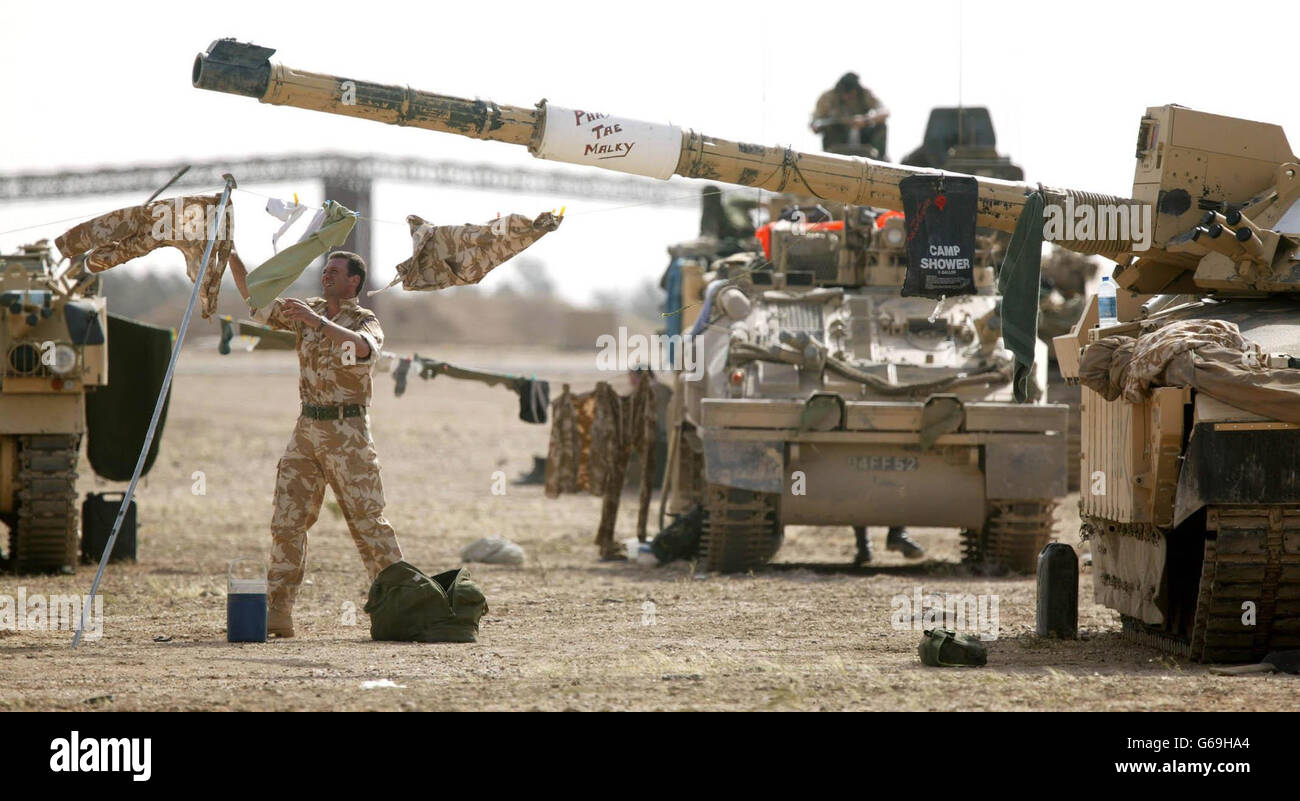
[534,104,683,181]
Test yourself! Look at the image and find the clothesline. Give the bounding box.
[387,351,638,407]
[0,181,770,240]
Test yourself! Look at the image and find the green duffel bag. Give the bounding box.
[918,628,988,667]
[365,561,488,643]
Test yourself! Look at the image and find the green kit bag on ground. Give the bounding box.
[918,628,988,667]
[364,561,488,643]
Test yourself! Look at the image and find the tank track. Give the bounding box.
[961,500,1056,574]
[699,484,783,573]
[1121,506,1300,663]
[9,434,80,574]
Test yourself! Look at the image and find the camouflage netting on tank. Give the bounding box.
[1079,320,1300,422]
[377,211,562,294]
[55,194,234,318]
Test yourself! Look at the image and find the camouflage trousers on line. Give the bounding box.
[268,415,404,611]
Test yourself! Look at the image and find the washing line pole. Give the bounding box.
[72,173,237,648]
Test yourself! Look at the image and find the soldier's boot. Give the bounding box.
[886,526,925,559]
[267,604,295,638]
[512,456,547,486]
[853,526,873,566]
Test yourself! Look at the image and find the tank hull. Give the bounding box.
[1075,299,1300,661]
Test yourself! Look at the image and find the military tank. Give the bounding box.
[1047,105,1300,662]
[0,242,108,573]
[654,200,1066,573]
[193,41,1300,657]
[0,240,173,573]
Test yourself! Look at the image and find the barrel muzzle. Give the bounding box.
[192,39,275,99]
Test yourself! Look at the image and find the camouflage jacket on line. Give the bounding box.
[545,379,658,545]
[380,211,562,293]
[55,194,234,319]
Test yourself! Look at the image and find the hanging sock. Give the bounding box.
[392,356,412,397]
[245,200,358,310]
[517,378,550,424]
[55,194,235,319]
[219,315,235,355]
[375,210,562,295]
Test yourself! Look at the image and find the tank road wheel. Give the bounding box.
[9,435,81,574]
[699,484,783,573]
[961,500,1056,574]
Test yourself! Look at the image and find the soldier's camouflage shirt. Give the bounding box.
[259,297,383,407]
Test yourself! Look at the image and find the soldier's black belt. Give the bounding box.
[301,403,365,420]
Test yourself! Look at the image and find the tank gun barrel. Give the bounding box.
[193,39,1135,257]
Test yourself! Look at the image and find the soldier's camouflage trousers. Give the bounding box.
[268,415,404,611]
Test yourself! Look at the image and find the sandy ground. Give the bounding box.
[1,345,1297,712]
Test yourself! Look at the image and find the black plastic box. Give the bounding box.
[81,492,137,563]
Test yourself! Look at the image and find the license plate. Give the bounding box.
[847,454,919,472]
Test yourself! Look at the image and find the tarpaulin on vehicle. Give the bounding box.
[85,314,173,481]
[1079,319,1300,422]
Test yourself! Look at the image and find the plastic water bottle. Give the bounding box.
[1097,276,1118,328]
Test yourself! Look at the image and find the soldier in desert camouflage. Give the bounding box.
[228,249,404,637]
[810,72,890,159]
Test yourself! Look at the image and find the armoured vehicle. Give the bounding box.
[658,203,1064,572]
[1048,105,1300,662]
[0,243,108,572]
[0,242,171,573]
[193,41,1300,659]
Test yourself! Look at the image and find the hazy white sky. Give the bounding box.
[3,0,1298,306]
